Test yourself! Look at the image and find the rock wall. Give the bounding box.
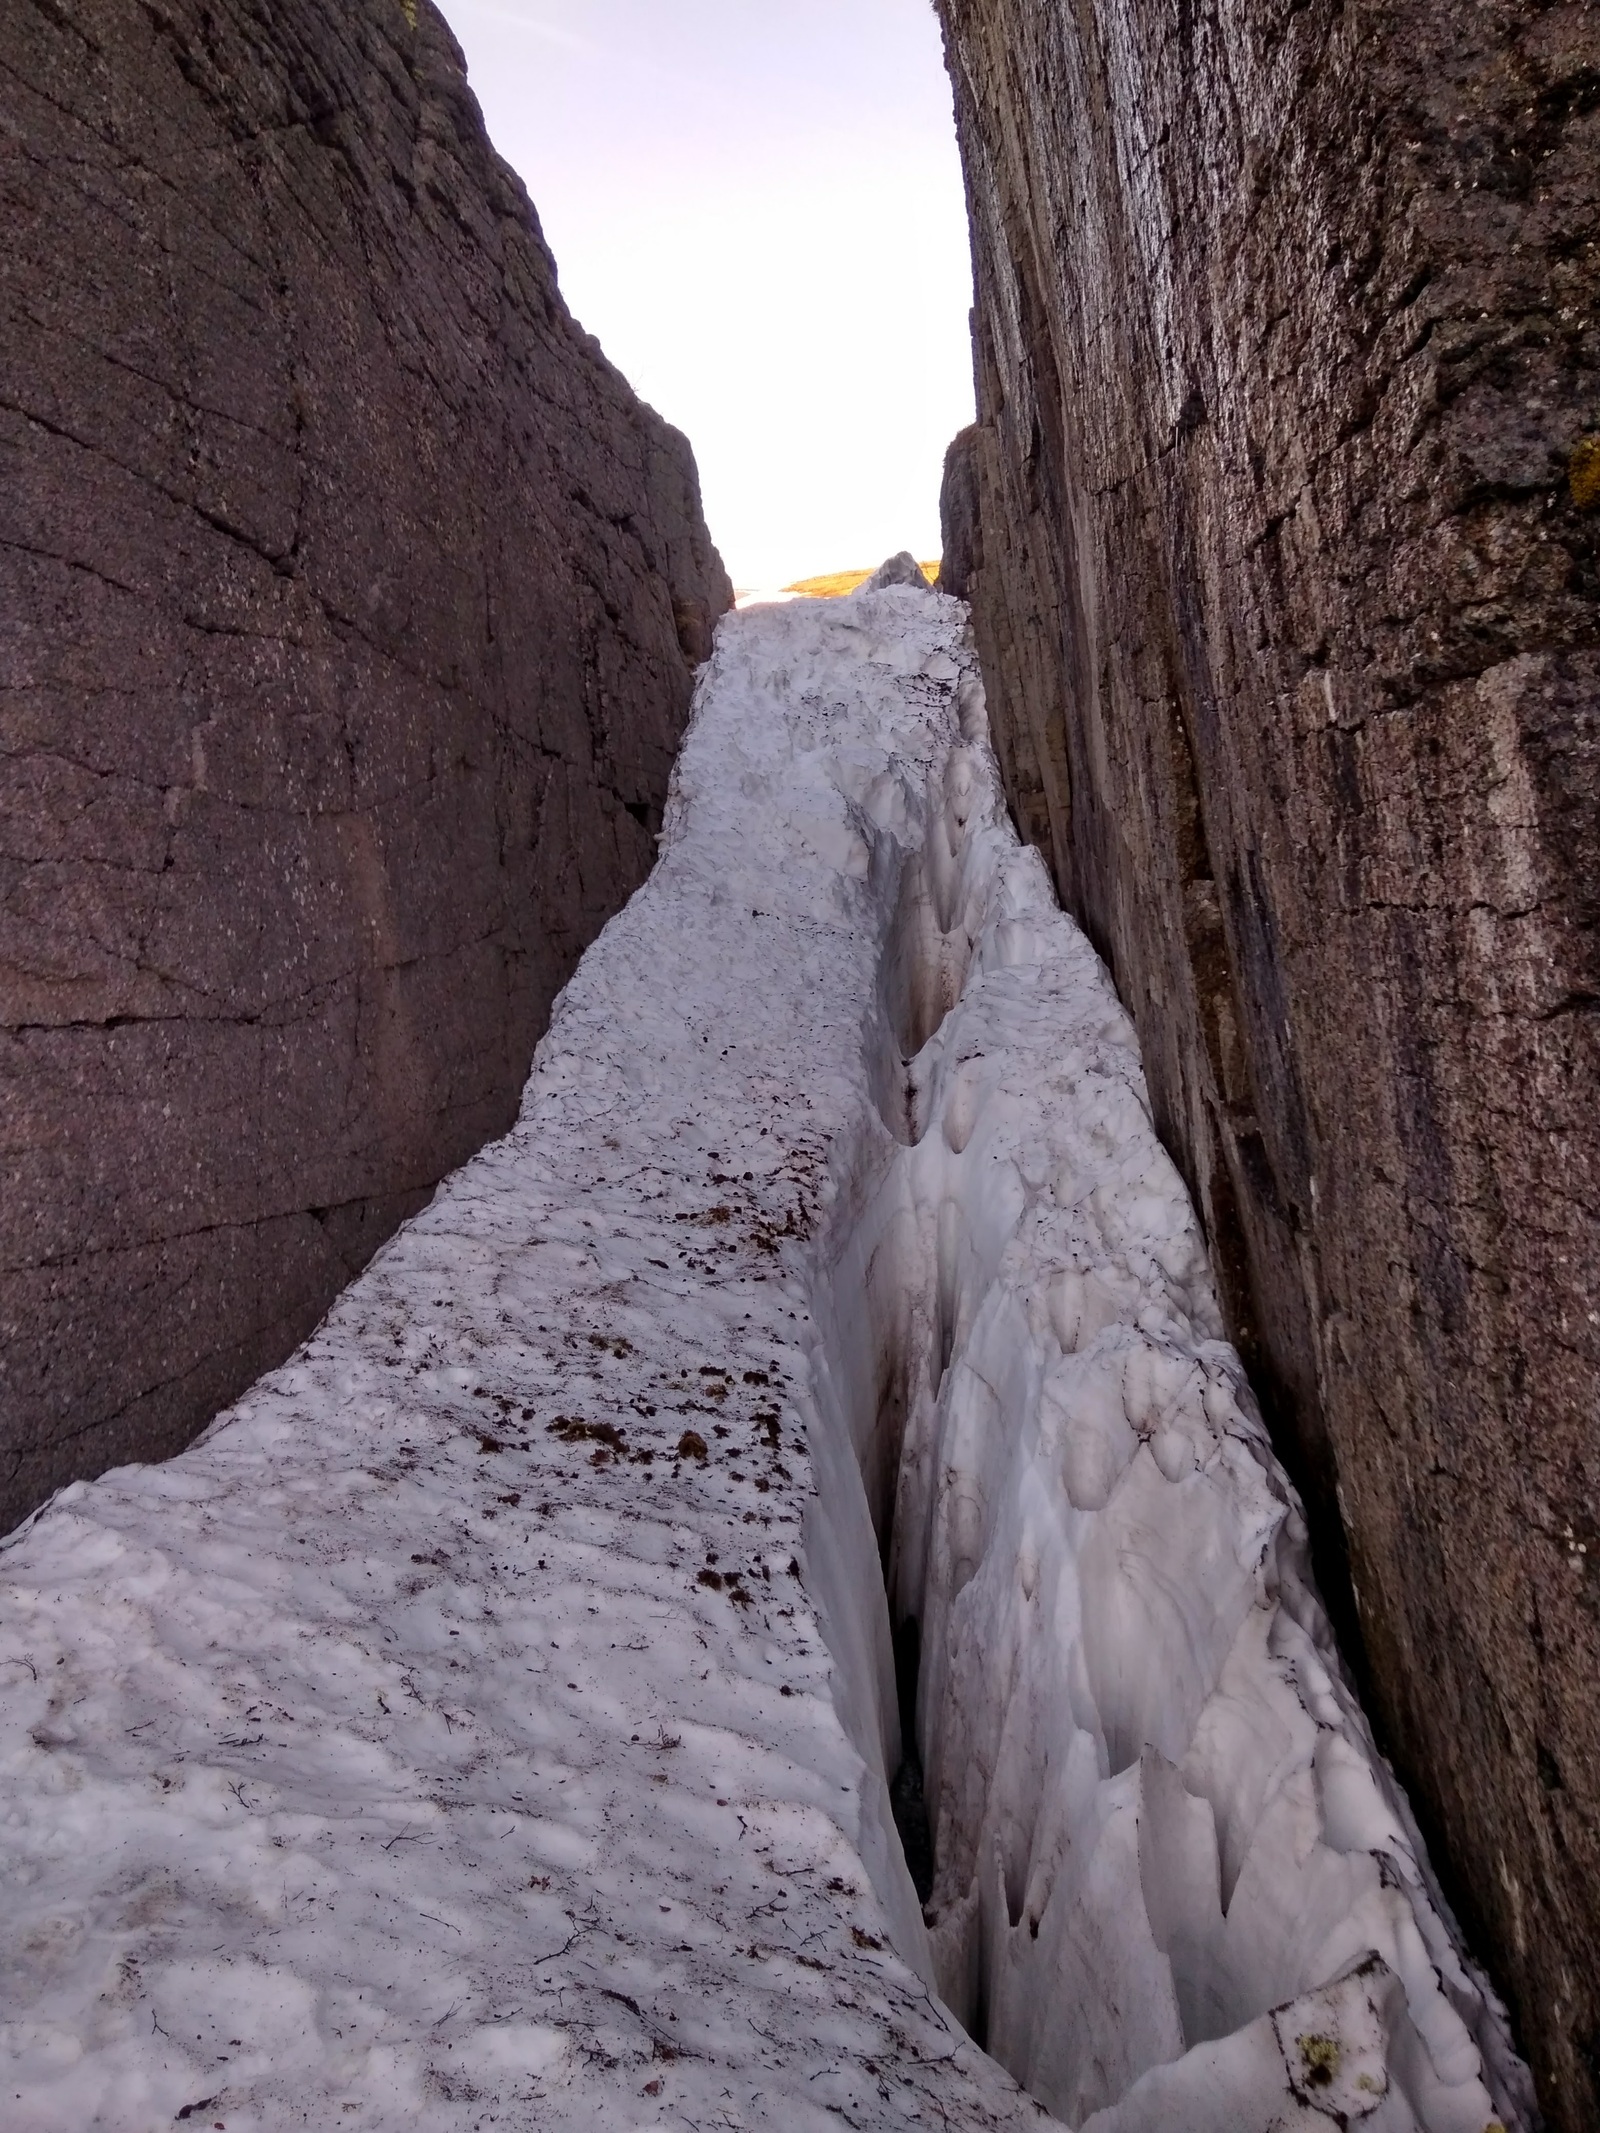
[0,0,731,1534]
[934,1,1598,2123]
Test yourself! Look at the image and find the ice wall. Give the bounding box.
[796,599,1532,2132]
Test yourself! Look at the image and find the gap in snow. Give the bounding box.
[825,739,985,1926]
[889,1614,936,1909]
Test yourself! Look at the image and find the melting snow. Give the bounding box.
[0,585,1530,2131]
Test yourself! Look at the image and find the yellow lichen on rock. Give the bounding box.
[1296,2033,1341,2089]
[784,562,941,598]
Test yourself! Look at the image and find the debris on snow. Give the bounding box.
[0,584,1530,2132]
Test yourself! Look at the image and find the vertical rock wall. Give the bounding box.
[934,1,1598,2124]
[0,0,731,1533]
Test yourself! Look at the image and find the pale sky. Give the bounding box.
[433,0,976,588]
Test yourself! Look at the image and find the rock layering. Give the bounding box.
[0,0,731,1532]
[934,1,1598,2124]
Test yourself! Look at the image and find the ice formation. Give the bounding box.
[0,587,1529,2132]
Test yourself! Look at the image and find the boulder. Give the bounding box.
[865,550,935,591]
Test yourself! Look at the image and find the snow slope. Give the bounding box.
[0,583,1530,2132]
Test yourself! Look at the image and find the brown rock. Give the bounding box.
[0,0,730,1531]
[935,0,1599,2123]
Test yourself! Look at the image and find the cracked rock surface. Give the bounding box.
[0,0,731,1530]
[933,1,1598,2121]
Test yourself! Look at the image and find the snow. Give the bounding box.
[0,586,1531,2133]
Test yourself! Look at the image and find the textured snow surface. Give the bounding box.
[0,590,1529,2133]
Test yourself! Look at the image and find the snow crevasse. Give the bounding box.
[777,590,1530,2133]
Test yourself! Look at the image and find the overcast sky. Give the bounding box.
[433,0,976,588]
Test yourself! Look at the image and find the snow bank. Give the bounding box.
[0,587,1528,2133]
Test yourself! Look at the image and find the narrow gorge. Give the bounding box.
[1,2,1594,2131]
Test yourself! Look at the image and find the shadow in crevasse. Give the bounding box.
[889,1613,935,1906]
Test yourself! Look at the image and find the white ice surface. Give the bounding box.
[0,590,1530,2133]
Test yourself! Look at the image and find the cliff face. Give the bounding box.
[935,1,1598,2123]
[0,0,731,1533]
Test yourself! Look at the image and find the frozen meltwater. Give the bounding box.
[0,586,1531,2131]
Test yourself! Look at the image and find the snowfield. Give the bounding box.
[0,579,1531,2132]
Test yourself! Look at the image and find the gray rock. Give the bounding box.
[865,551,934,591]
[934,0,1599,2124]
[0,0,731,1531]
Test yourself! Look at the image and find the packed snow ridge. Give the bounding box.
[0,573,1532,2133]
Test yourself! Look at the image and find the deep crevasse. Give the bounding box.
[0,586,1529,2132]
